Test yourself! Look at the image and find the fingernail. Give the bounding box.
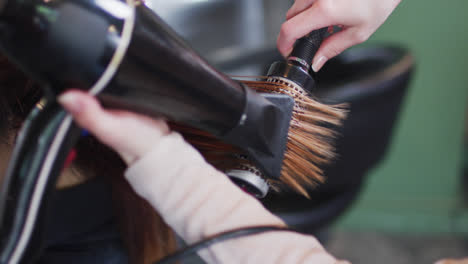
[312,56,328,72]
[58,93,82,113]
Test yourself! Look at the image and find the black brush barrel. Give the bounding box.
[288,27,328,71]
[268,27,328,92]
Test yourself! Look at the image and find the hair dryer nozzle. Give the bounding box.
[221,88,295,179]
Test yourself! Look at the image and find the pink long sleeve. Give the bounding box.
[124,132,346,264]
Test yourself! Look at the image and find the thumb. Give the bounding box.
[58,90,113,139]
[312,28,368,72]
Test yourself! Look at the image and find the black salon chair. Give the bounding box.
[257,44,415,234]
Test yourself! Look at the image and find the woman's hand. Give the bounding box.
[277,0,401,72]
[58,90,170,165]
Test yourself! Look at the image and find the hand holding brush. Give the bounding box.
[277,0,402,72]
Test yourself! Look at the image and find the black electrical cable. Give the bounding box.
[153,225,292,264]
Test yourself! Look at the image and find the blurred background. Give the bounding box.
[147,0,468,263]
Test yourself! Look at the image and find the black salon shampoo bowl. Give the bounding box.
[260,45,415,233]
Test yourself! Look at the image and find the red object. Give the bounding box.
[63,149,77,169]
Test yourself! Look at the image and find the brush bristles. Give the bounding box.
[172,77,347,198]
[241,78,346,196]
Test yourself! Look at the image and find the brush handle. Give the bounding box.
[288,27,328,71]
[267,28,328,91]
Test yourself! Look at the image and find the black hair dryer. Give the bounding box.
[0,0,295,263]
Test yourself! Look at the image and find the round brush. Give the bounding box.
[176,28,347,198]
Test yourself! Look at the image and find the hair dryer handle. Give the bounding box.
[0,98,81,264]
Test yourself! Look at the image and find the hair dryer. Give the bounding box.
[0,0,297,263]
[0,0,335,262]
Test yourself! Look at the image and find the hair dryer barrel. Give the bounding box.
[102,5,254,136]
[0,0,246,133]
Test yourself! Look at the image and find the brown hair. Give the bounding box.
[0,55,176,263]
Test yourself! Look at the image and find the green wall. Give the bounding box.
[336,0,468,234]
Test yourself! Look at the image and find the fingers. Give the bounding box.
[286,0,317,20]
[312,27,369,72]
[277,2,333,57]
[58,90,170,165]
[58,90,115,141]
[278,0,400,63]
